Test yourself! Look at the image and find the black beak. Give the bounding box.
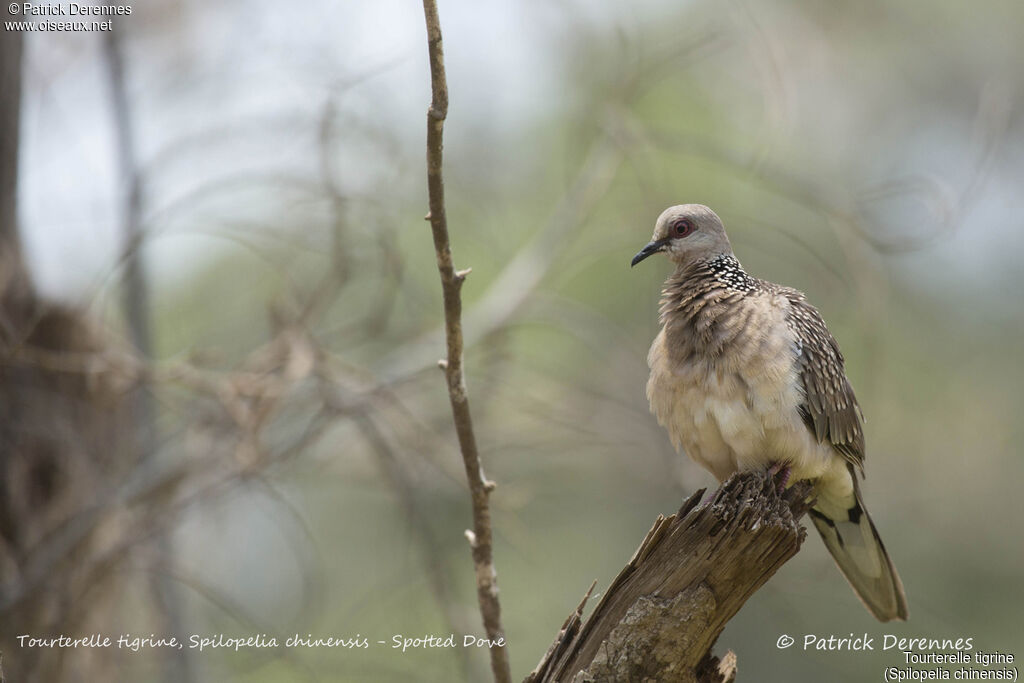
[631,239,666,267]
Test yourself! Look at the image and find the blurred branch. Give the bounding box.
[0,2,33,319]
[353,411,478,682]
[382,128,623,382]
[527,472,812,683]
[420,2,512,683]
[103,28,150,363]
[0,5,23,253]
[102,25,195,683]
[0,324,319,616]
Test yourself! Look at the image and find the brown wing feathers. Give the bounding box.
[785,292,866,471]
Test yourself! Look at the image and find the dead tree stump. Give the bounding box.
[527,470,813,683]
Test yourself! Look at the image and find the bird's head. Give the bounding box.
[631,204,732,268]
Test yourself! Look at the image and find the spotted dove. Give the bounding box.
[633,204,908,622]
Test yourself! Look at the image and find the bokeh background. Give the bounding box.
[2,0,1023,681]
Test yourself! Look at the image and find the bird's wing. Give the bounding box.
[783,289,865,471]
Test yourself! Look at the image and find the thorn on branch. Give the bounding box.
[437,359,448,370]
[424,212,432,221]
[483,479,496,493]
[422,0,511,679]
[455,267,472,283]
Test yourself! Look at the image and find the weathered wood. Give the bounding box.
[527,471,813,683]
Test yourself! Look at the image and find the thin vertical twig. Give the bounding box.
[419,3,513,683]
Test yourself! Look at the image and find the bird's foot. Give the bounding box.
[767,461,793,492]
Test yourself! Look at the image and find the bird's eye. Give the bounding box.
[672,218,694,238]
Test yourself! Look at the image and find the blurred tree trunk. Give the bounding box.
[0,13,133,682]
[0,3,31,315]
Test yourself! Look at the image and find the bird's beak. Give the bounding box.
[631,239,667,267]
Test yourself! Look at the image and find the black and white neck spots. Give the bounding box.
[706,254,758,294]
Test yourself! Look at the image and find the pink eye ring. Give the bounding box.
[672,218,694,238]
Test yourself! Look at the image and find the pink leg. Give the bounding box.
[767,461,793,491]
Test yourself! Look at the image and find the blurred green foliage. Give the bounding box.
[128,1,1024,680]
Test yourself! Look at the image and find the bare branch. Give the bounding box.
[420,2,512,682]
[382,131,622,382]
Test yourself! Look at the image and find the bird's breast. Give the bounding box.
[646,293,829,481]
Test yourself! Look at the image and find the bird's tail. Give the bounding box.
[809,474,909,622]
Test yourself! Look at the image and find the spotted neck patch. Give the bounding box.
[706,254,758,293]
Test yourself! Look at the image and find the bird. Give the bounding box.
[631,204,908,622]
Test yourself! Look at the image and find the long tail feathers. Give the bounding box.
[809,485,909,622]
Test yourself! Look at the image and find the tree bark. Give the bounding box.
[526,471,813,683]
